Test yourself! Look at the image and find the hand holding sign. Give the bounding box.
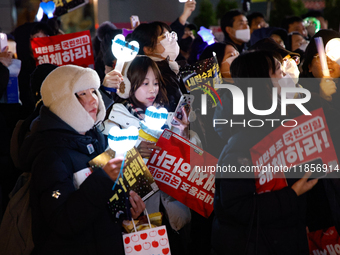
[103,157,124,181]
[291,171,318,196]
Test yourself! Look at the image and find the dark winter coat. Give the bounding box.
[19,106,124,255]
[212,93,340,255]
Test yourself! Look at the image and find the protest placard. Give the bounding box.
[147,129,217,218]
[250,108,338,194]
[31,30,94,68]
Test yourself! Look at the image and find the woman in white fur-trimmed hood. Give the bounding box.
[19,65,145,255]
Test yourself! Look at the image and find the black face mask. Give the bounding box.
[179,37,194,53]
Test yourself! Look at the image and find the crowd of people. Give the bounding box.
[0,1,340,255]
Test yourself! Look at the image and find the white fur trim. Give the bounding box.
[41,65,105,133]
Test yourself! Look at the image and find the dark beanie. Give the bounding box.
[30,63,58,104]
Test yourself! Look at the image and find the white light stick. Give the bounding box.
[108,126,139,157]
[314,37,330,77]
[111,34,139,92]
[144,106,168,131]
[325,38,340,66]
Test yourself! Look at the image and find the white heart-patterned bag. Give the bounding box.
[122,210,171,255]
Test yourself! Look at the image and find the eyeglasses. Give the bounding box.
[282,55,300,69]
[313,54,333,63]
[162,31,178,42]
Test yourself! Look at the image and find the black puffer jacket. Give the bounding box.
[212,93,340,255]
[20,106,124,255]
[212,127,309,255]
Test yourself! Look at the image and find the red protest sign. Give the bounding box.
[250,108,338,194]
[30,30,94,68]
[146,129,217,218]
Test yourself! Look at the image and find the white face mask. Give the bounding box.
[282,58,300,84]
[299,41,309,51]
[235,28,250,42]
[278,73,297,99]
[158,38,180,61]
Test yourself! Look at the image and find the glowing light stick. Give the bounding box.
[325,38,340,66]
[197,26,215,45]
[108,126,138,191]
[314,37,330,77]
[40,1,56,19]
[108,126,139,157]
[303,17,321,34]
[144,106,168,131]
[110,34,139,92]
[36,7,44,22]
[140,106,168,143]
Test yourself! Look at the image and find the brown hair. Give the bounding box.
[127,56,168,110]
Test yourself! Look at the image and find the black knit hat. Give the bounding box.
[249,37,300,59]
[30,63,58,104]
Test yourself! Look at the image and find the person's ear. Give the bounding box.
[308,64,312,72]
[143,46,153,55]
[226,26,233,37]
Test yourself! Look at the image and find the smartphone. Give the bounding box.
[130,15,140,29]
[179,0,188,2]
[171,94,194,125]
[0,33,8,52]
[297,158,327,180]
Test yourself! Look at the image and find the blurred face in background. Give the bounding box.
[288,21,308,38]
[309,53,340,78]
[270,34,285,48]
[250,16,268,34]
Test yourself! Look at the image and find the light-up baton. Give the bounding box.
[109,34,139,93]
[140,106,168,143]
[40,1,56,18]
[108,126,139,190]
[197,26,215,45]
[314,37,330,77]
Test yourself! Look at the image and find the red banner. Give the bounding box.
[146,129,217,218]
[308,227,340,255]
[250,108,338,194]
[250,108,340,254]
[30,30,94,68]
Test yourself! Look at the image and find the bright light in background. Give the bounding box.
[108,126,139,157]
[198,26,215,45]
[39,1,56,19]
[326,38,340,65]
[144,106,168,131]
[36,7,44,21]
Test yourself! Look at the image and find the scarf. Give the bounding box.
[123,101,145,120]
